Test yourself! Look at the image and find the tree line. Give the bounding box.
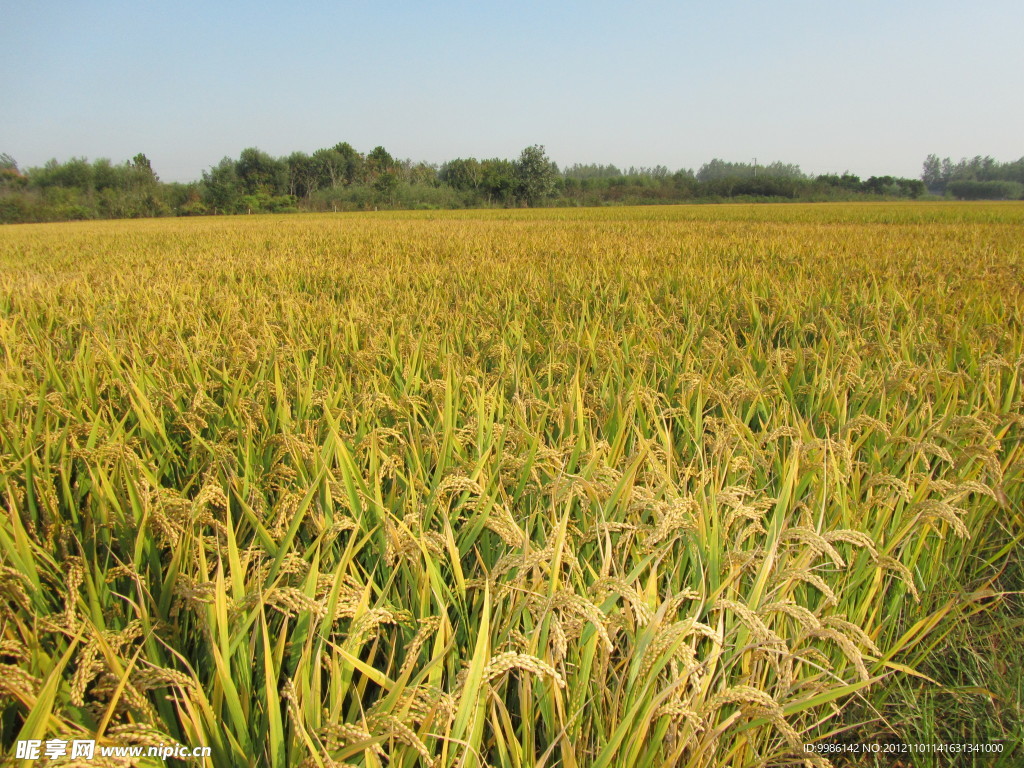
[921,154,1024,200]
[1,145,1020,224]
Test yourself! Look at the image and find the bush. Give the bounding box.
[948,180,1023,200]
[178,200,209,216]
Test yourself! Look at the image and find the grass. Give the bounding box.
[1,202,1022,767]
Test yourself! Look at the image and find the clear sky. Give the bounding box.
[2,0,1022,183]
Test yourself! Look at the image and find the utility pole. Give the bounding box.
[753,158,757,178]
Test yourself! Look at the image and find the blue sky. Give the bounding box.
[2,1,1022,183]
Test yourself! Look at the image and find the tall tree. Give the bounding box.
[513,145,558,206]
[312,147,345,189]
[286,152,318,198]
[366,146,396,179]
[921,155,944,194]
[333,142,364,184]
[480,159,516,205]
[440,158,482,191]
[405,161,439,186]
[131,153,156,178]
[202,157,242,214]
[236,148,286,195]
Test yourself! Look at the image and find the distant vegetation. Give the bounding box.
[1,145,1021,224]
[922,154,1024,199]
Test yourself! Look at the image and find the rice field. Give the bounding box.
[1,202,1022,767]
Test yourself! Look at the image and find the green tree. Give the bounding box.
[367,146,396,179]
[332,142,364,184]
[698,158,804,183]
[312,147,345,189]
[921,154,946,194]
[374,170,399,202]
[202,157,242,213]
[563,163,622,180]
[236,148,286,195]
[480,158,516,205]
[405,161,439,187]
[92,159,122,191]
[513,145,558,206]
[440,158,482,192]
[131,153,157,180]
[33,157,94,190]
[286,152,319,198]
[948,179,1023,200]
[896,178,925,198]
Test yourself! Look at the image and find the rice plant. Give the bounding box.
[1,202,1022,767]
